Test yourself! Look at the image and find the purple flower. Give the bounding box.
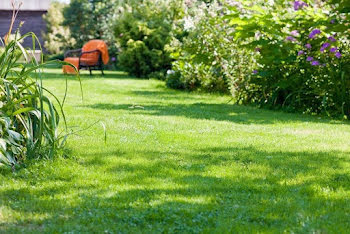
[298,50,304,56]
[305,43,312,49]
[330,47,338,53]
[253,70,258,74]
[290,30,299,37]
[286,36,296,42]
[311,61,320,66]
[328,36,337,42]
[330,19,336,24]
[294,1,308,10]
[112,57,116,62]
[320,43,330,52]
[294,1,300,10]
[307,56,314,61]
[335,52,342,58]
[309,29,321,39]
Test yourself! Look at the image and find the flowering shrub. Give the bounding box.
[166,0,350,117]
[224,0,350,116]
[167,0,254,93]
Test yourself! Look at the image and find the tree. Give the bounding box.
[63,0,117,53]
[43,1,76,55]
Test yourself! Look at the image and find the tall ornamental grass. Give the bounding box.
[0,3,78,169]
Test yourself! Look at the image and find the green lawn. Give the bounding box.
[1,68,350,233]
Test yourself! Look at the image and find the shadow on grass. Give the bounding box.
[3,67,349,231]
[39,67,138,80]
[85,102,345,125]
[1,146,350,232]
[40,67,347,125]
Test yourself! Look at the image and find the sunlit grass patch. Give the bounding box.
[1,68,350,232]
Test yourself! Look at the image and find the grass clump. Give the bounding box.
[0,6,77,168]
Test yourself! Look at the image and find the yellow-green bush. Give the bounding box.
[114,0,182,78]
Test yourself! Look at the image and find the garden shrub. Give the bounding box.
[114,0,182,78]
[226,0,350,116]
[165,70,184,90]
[167,0,253,93]
[167,0,350,117]
[331,0,350,13]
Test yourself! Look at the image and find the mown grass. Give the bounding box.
[1,68,350,233]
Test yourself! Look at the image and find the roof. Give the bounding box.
[0,0,50,11]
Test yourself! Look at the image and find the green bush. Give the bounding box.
[167,0,350,117]
[117,40,153,77]
[167,1,252,93]
[114,0,181,78]
[225,1,350,116]
[165,71,184,89]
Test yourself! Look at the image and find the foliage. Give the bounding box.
[167,0,350,117]
[43,1,76,55]
[114,0,182,78]
[63,0,118,54]
[0,32,77,168]
[224,1,350,116]
[331,0,350,13]
[165,70,184,89]
[167,0,253,93]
